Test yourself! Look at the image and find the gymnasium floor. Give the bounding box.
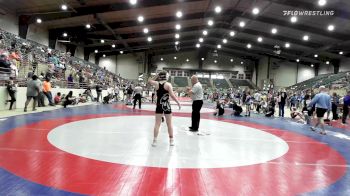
[0,101,350,196]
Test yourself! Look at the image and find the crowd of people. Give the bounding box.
[205,86,350,134]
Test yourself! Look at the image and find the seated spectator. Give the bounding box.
[232,101,243,116]
[265,101,275,117]
[54,92,62,104]
[78,94,87,103]
[5,79,16,110]
[63,91,75,108]
[214,100,225,116]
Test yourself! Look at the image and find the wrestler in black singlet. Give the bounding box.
[156,82,172,114]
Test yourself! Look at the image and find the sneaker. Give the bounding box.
[170,139,174,146]
[310,127,316,132]
[151,140,157,147]
[24,109,27,112]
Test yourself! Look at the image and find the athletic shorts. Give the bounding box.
[316,108,327,118]
[155,105,172,114]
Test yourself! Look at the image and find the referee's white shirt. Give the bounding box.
[191,82,203,101]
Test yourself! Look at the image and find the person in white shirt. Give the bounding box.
[187,75,204,132]
[133,84,143,109]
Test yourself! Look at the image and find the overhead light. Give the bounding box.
[94,49,98,53]
[328,24,335,31]
[239,21,246,28]
[318,0,327,6]
[339,51,343,55]
[199,38,204,42]
[160,58,164,61]
[208,20,214,26]
[252,7,260,15]
[247,43,252,49]
[201,58,205,61]
[174,56,177,60]
[290,16,297,23]
[257,37,263,42]
[203,30,208,36]
[241,61,244,64]
[85,24,91,29]
[137,16,144,22]
[120,51,124,54]
[230,31,235,37]
[326,61,329,64]
[176,11,183,18]
[63,32,68,37]
[61,4,68,10]
[314,54,318,58]
[214,60,217,63]
[147,37,152,42]
[196,43,201,48]
[143,28,149,34]
[175,24,181,30]
[230,59,234,62]
[36,18,42,24]
[214,6,222,13]
[186,59,190,62]
[100,39,105,43]
[303,35,309,41]
[175,41,179,45]
[311,64,314,67]
[296,59,300,62]
[271,28,277,34]
[103,54,106,58]
[285,42,290,48]
[112,44,116,48]
[175,33,180,39]
[129,0,137,5]
[217,44,222,49]
[222,39,227,44]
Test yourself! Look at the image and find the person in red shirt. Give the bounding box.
[54,92,62,105]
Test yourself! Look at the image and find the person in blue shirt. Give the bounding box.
[342,91,350,125]
[308,86,331,135]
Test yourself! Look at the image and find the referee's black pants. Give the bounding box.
[191,100,203,131]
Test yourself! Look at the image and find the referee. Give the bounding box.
[187,75,203,132]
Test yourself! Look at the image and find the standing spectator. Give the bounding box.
[43,78,55,106]
[126,85,133,104]
[95,83,103,102]
[331,92,339,120]
[133,84,143,109]
[278,91,287,117]
[245,91,252,117]
[67,74,74,88]
[5,79,16,110]
[308,86,331,135]
[24,75,41,112]
[289,94,298,110]
[342,91,350,125]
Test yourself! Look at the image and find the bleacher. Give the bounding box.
[288,73,332,91]
[212,79,230,89]
[198,78,211,88]
[288,72,350,91]
[174,77,188,87]
[229,79,255,89]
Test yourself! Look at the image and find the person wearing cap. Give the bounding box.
[187,75,204,132]
[148,71,181,147]
[308,86,331,135]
